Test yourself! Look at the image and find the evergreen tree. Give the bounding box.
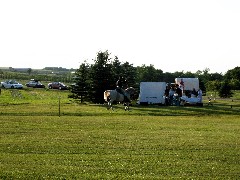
[109,56,122,89]
[89,51,112,103]
[69,61,90,103]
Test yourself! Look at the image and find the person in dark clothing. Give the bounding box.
[164,86,170,105]
[176,85,182,97]
[175,84,182,106]
[116,76,129,102]
[116,76,123,90]
[180,79,184,92]
[191,88,198,97]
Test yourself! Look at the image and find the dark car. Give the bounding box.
[26,79,45,88]
[48,82,68,90]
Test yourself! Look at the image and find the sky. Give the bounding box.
[0,0,239,74]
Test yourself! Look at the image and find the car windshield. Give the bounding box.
[8,80,18,84]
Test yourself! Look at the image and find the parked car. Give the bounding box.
[26,79,45,88]
[48,82,68,90]
[1,80,23,89]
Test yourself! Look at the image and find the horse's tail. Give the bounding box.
[104,90,110,102]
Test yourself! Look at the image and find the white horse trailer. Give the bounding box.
[175,78,203,105]
[175,78,199,91]
[138,82,166,105]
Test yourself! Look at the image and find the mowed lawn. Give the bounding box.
[0,89,239,179]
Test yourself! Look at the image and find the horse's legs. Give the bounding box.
[108,100,114,111]
[125,102,130,111]
[107,101,111,110]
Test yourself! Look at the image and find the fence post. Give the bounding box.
[58,96,61,117]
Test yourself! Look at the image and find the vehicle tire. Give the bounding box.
[49,86,52,89]
[59,86,62,90]
[11,85,14,89]
[1,85,5,88]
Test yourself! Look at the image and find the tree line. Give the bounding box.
[1,50,239,103]
[0,69,73,83]
[69,50,240,103]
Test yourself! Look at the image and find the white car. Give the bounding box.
[1,80,23,89]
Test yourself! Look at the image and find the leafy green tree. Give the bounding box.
[224,67,240,90]
[0,69,3,79]
[182,71,196,78]
[229,78,240,90]
[196,68,210,83]
[225,66,240,79]
[120,61,136,88]
[161,72,175,83]
[209,72,223,81]
[173,71,185,79]
[194,68,214,93]
[136,64,163,82]
[206,80,221,98]
[206,80,220,92]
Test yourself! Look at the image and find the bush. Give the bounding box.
[218,81,233,98]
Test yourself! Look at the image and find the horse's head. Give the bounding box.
[125,87,135,95]
[104,90,111,102]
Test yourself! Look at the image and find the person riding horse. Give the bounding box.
[116,76,130,102]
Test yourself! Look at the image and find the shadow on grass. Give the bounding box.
[129,103,240,116]
[0,102,239,117]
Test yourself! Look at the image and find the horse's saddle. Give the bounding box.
[116,88,130,102]
[116,88,124,95]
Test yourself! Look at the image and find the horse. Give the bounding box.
[104,87,135,111]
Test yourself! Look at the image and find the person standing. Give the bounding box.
[169,87,175,105]
[164,86,170,105]
[180,79,184,92]
[197,88,203,103]
[175,84,182,106]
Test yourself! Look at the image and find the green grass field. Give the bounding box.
[0,88,239,179]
